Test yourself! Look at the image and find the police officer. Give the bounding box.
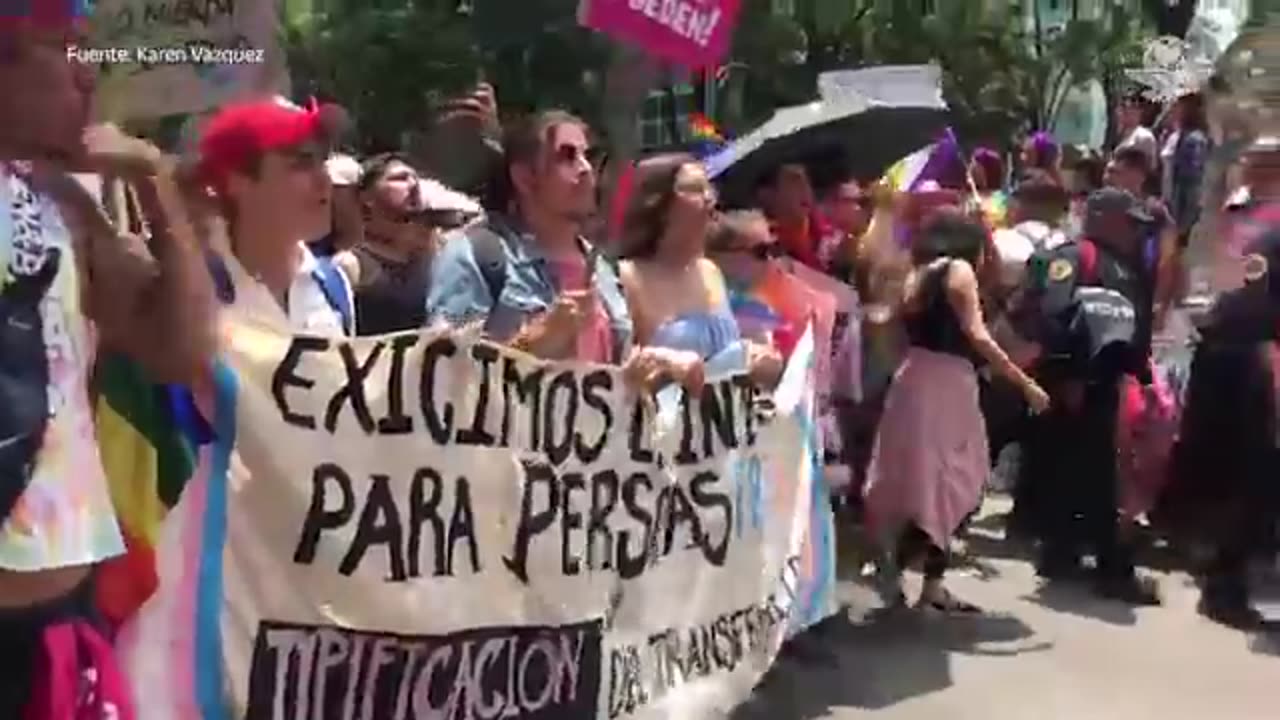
[1015,188,1163,605]
[1161,138,1280,628]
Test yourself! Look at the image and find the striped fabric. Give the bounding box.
[982,190,1010,229]
[883,143,937,193]
[94,353,212,629]
[115,362,238,720]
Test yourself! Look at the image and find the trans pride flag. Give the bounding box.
[108,360,239,720]
[95,352,238,653]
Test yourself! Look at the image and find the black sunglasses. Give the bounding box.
[554,144,606,168]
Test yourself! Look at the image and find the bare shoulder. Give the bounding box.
[696,256,725,282]
[943,257,978,288]
[697,257,729,300]
[332,250,361,286]
[617,258,643,289]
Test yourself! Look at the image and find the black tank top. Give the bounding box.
[351,245,431,335]
[904,260,980,365]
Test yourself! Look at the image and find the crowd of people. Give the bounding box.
[0,9,1276,717]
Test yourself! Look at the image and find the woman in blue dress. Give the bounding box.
[617,154,781,386]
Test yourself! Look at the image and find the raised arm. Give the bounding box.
[47,127,215,385]
[943,259,1049,413]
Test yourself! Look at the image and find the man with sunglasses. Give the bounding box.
[195,98,355,335]
[427,110,632,362]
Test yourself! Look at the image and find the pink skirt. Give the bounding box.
[863,348,989,548]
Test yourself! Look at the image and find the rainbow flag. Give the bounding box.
[689,112,727,160]
[688,112,723,143]
[94,353,222,629]
[981,190,1010,228]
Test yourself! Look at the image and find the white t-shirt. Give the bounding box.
[219,242,354,335]
[0,162,124,571]
[1118,126,1158,169]
[993,220,1067,290]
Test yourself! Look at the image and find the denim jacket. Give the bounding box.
[425,214,633,362]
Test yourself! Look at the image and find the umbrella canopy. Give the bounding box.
[706,92,947,208]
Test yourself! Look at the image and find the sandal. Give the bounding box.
[874,557,907,609]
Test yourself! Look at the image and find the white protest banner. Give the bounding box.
[88,0,286,119]
[118,316,837,719]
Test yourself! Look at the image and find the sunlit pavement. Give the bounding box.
[730,496,1279,720]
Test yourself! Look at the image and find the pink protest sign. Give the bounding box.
[579,0,741,69]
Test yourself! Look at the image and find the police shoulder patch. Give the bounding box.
[1047,258,1073,282]
[1242,253,1268,283]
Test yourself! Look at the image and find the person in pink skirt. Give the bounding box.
[864,210,1050,612]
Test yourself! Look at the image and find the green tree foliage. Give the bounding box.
[724,0,1148,152]
[721,0,817,130]
[285,0,611,153]
[286,1,478,151]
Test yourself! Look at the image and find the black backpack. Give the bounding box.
[1014,240,1140,377]
[0,247,59,521]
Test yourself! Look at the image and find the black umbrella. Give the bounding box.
[705,97,948,208]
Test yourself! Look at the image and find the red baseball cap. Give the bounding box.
[197,98,346,192]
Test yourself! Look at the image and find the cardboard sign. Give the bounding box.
[579,0,742,69]
[88,0,287,119]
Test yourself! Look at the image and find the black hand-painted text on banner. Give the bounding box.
[245,619,602,720]
[271,335,759,466]
[607,594,788,718]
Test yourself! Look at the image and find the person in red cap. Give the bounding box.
[196,98,355,334]
[0,12,214,717]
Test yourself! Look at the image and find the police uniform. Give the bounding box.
[1013,189,1158,597]
[1159,202,1280,626]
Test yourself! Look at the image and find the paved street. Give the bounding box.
[731,498,1279,720]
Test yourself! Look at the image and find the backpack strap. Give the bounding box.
[310,258,354,335]
[469,225,509,307]
[205,251,235,305]
[1078,239,1099,285]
